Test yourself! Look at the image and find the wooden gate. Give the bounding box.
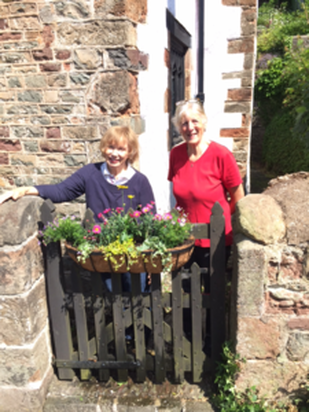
[41,199,226,383]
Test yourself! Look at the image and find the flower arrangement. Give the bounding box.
[40,202,193,272]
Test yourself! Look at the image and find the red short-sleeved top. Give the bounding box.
[168,141,243,248]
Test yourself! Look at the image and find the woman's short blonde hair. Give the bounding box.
[100,126,139,164]
[172,100,208,133]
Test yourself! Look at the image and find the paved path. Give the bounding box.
[43,375,216,412]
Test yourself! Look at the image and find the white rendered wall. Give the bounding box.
[137,2,170,213]
[137,1,244,212]
[204,2,243,151]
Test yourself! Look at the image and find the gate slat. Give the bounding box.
[131,273,146,382]
[151,273,165,383]
[111,272,128,382]
[172,269,183,383]
[92,273,110,381]
[190,262,203,382]
[40,200,74,380]
[71,262,91,380]
[210,202,226,373]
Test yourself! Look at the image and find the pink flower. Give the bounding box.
[142,206,150,214]
[97,213,103,219]
[130,210,141,218]
[116,207,123,214]
[146,203,154,209]
[92,225,101,234]
[177,217,187,227]
[103,208,111,214]
[163,213,173,221]
[150,201,155,205]
[153,213,162,221]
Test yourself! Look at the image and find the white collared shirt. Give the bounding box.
[101,163,136,185]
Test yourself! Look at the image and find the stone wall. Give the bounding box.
[221,0,257,181]
[0,196,53,412]
[232,172,309,399]
[0,0,147,216]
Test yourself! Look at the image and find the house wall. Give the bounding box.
[0,0,257,214]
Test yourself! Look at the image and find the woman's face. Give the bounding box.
[104,138,130,175]
[180,109,205,146]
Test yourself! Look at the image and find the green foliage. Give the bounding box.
[213,343,287,412]
[40,216,87,247]
[40,204,192,267]
[255,0,309,174]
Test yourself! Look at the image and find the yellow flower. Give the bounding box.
[117,185,128,190]
[127,195,135,199]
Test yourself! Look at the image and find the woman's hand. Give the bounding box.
[228,184,245,214]
[0,187,39,205]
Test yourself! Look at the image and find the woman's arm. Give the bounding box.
[228,184,244,214]
[0,187,39,205]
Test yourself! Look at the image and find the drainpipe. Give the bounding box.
[196,0,205,103]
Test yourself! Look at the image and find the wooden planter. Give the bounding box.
[65,237,195,274]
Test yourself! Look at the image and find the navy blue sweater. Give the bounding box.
[35,162,156,221]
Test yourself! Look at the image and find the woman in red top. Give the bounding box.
[168,100,244,290]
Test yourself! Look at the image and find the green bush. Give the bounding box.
[255,0,309,174]
[263,110,309,174]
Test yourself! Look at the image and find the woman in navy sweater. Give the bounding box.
[0,126,155,291]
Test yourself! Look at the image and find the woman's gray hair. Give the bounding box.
[172,100,208,133]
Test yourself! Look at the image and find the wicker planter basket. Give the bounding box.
[65,237,195,274]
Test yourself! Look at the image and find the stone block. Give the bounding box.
[60,91,81,103]
[24,141,39,152]
[25,74,47,88]
[45,91,59,103]
[41,105,73,115]
[18,91,43,103]
[7,104,39,115]
[0,91,14,101]
[224,101,251,113]
[107,48,148,71]
[42,25,55,46]
[70,72,91,85]
[234,194,286,244]
[0,367,53,412]
[10,16,41,30]
[236,317,280,359]
[0,139,22,151]
[0,277,48,346]
[64,154,87,166]
[46,127,61,139]
[40,63,61,72]
[264,172,309,245]
[55,0,90,19]
[0,33,22,42]
[47,73,67,87]
[10,3,37,14]
[0,153,9,164]
[95,0,147,23]
[233,235,265,317]
[228,38,255,54]
[0,326,50,386]
[74,49,101,70]
[11,154,36,166]
[0,197,43,246]
[12,126,43,138]
[56,50,71,60]
[31,116,51,125]
[63,126,98,140]
[288,318,309,330]
[89,71,139,113]
[0,237,43,295]
[58,20,136,47]
[287,332,309,361]
[8,76,23,88]
[33,47,53,61]
[236,359,307,398]
[220,128,250,138]
[40,140,71,153]
[0,126,9,137]
[227,88,252,101]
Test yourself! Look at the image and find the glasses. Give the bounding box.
[175,98,203,107]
